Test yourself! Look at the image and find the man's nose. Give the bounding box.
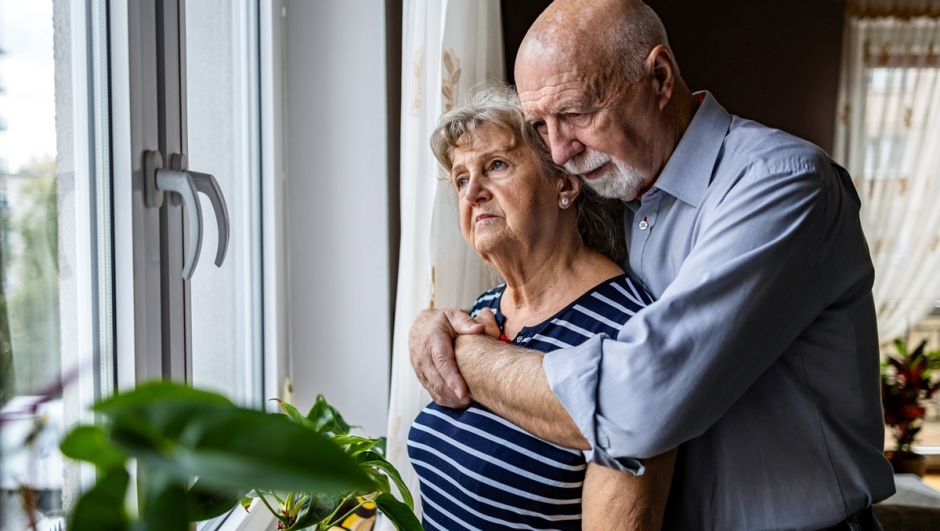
[546,122,584,166]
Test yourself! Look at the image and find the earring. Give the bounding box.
[562,197,570,206]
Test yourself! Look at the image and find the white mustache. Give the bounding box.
[564,150,611,176]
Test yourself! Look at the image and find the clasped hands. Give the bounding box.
[408,307,501,408]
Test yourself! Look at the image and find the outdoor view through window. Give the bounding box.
[1,1,70,528]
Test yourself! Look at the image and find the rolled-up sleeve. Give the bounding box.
[543,333,647,473]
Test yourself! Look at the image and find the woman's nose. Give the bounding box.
[464,174,491,204]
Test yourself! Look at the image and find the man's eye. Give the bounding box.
[531,121,547,133]
[566,112,589,123]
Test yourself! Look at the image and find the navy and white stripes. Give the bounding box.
[408,274,651,530]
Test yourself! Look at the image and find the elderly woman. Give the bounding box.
[407,82,676,531]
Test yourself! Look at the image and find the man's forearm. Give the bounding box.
[582,448,677,530]
[454,334,589,450]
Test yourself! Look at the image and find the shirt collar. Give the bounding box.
[630,91,732,210]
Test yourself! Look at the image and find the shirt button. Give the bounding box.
[638,220,649,230]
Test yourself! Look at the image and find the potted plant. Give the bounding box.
[57,381,421,530]
[250,396,417,531]
[881,338,940,476]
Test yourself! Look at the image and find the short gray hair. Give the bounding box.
[430,81,626,264]
[608,2,678,85]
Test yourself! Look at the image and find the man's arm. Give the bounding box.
[453,334,589,450]
[582,448,677,530]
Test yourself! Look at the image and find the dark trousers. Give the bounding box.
[819,507,882,531]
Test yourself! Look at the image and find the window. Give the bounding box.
[185,0,263,407]
[834,15,940,451]
[1,1,283,528]
[1,0,110,527]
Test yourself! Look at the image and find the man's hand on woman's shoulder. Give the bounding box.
[409,308,484,408]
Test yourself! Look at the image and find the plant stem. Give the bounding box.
[325,496,372,529]
[323,491,360,527]
[258,493,290,526]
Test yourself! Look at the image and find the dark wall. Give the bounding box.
[501,0,845,153]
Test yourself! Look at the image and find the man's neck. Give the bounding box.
[635,84,700,199]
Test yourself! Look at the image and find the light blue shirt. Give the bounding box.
[543,93,896,530]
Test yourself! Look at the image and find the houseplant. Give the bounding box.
[58,381,420,530]
[881,338,940,476]
[248,396,418,530]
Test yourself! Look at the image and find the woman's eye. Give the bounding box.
[455,176,469,188]
[490,160,507,171]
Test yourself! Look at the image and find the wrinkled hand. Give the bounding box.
[473,308,502,340]
[409,308,483,408]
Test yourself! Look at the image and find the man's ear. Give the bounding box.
[646,44,675,111]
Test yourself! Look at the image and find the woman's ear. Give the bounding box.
[559,173,582,209]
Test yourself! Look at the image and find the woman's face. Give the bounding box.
[450,123,563,260]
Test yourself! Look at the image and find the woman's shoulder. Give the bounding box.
[469,283,506,317]
[514,274,653,351]
[582,273,654,314]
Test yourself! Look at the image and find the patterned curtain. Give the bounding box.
[383,0,504,522]
[833,11,940,342]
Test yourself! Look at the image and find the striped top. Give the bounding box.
[408,274,652,530]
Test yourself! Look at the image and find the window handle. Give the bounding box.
[188,170,229,267]
[144,150,204,280]
[168,154,229,268]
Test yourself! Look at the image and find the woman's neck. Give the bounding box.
[494,232,623,339]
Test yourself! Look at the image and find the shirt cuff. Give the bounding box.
[543,334,645,475]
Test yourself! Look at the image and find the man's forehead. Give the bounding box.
[518,73,597,115]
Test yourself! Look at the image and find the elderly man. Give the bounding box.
[409,0,896,529]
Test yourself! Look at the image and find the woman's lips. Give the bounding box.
[475,213,496,223]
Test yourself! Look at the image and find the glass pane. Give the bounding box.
[186,0,261,407]
[0,0,105,527]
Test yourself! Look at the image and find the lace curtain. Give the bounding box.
[833,10,940,342]
[382,0,504,522]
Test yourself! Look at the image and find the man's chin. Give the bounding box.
[585,176,635,200]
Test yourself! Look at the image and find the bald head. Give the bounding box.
[512,0,696,201]
[517,0,674,88]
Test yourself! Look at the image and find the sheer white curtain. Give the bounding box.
[834,9,940,342]
[383,0,504,521]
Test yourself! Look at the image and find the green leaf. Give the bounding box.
[60,425,127,472]
[162,407,372,492]
[329,434,380,456]
[364,467,391,494]
[69,466,130,531]
[99,384,235,444]
[185,477,249,522]
[108,408,174,460]
[137,477,188,531]
[355,451,413,510]
[272,399,317,431]
[373,437,387,454]
[289,492,340,530]
[373,493,422,531]
[93,395,371,494]
[96,381,232,416]
[306,395,351,435]
[894,338,908,357]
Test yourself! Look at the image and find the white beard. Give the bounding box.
[564,149,648,201]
